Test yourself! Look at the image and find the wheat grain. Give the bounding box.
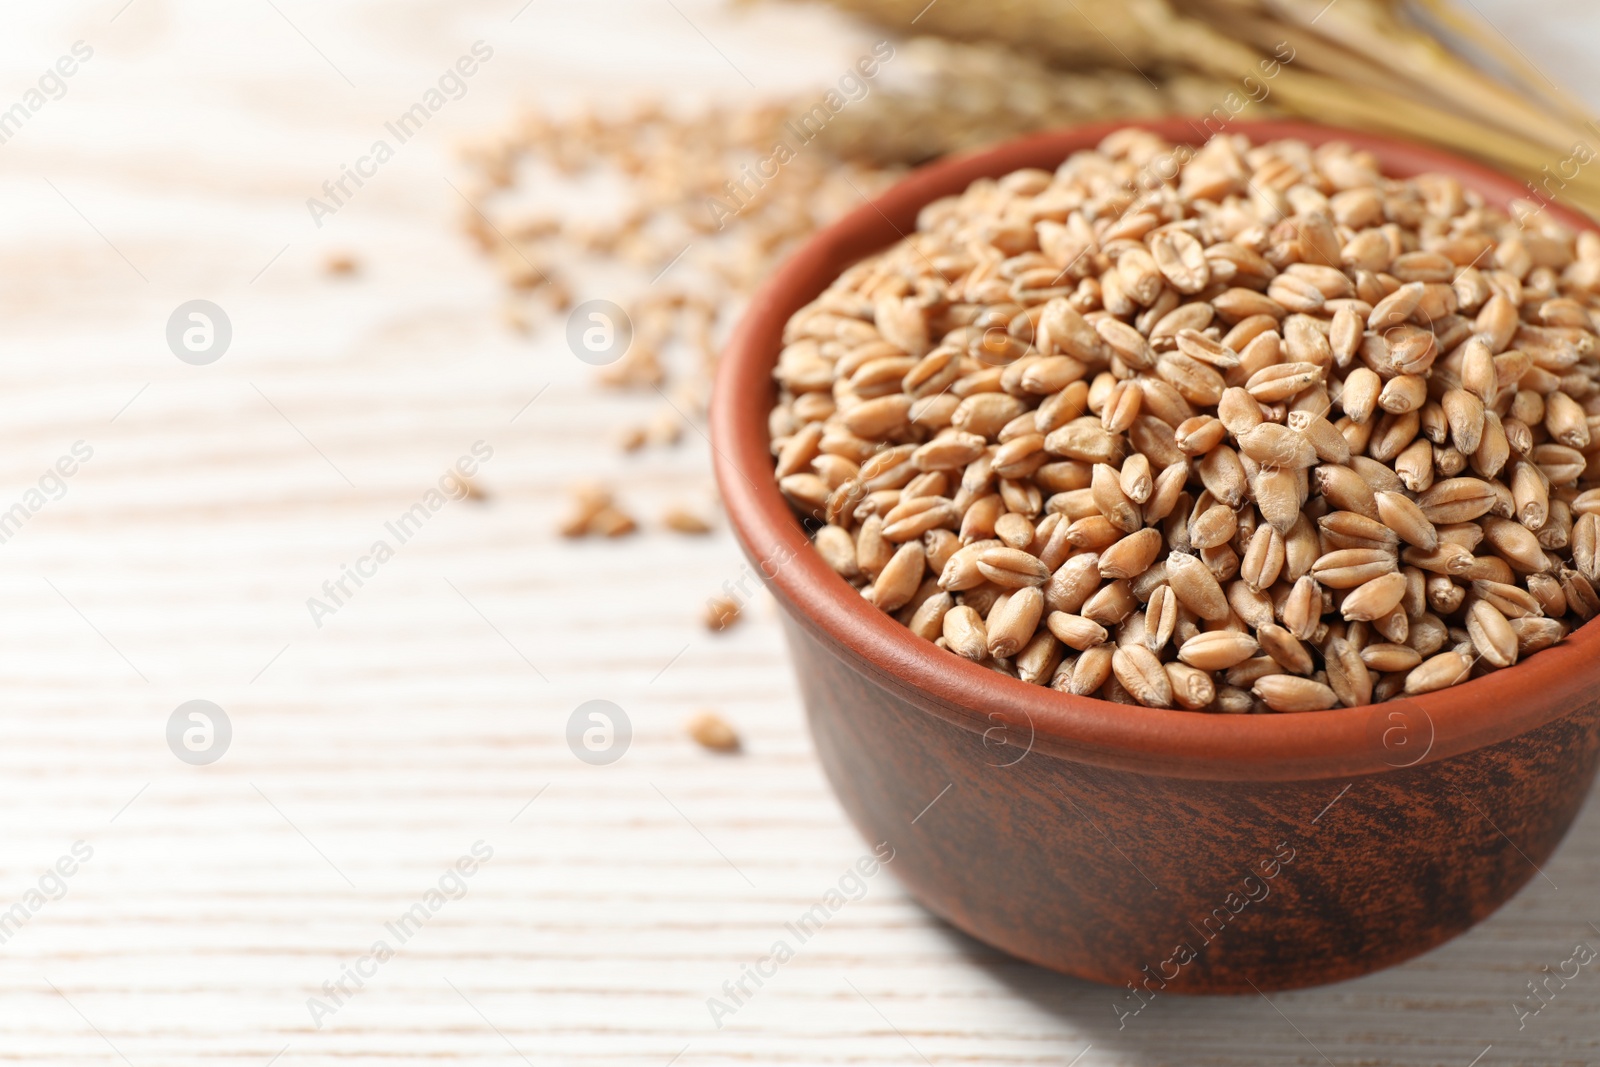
[686,710,741,753]
[1013,629,1062,685]
[1113,644,1173,708]
[1046,612,1109,651]
[1082,579,1140,626]
[977,545,1053,588]
[1466,598,1518,668]
[705,596,742,632]
[1340,571,1409,622]
[1098,527,1164,580]
[1405,650,1475,694]
[987,585,1045,658]
[873,542,927,612]
[1176,630,1259,671]
[1253,675,1339,712]
[942,605,988,661]
[1324,637,1373,708]
[1258,623,1315,675]
[588,506,637,537]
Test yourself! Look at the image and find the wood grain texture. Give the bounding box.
[0,0,1597,1064]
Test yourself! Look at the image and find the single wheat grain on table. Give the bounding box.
[769,131,1600,712]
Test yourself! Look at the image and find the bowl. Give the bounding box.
[709,118,1600,993]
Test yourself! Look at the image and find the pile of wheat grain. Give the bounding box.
[769,130,1600,711]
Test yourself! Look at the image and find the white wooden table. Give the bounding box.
[3,1,1599,1063]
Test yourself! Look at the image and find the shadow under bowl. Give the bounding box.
[709,118,1600,994]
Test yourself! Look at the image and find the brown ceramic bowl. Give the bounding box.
[710,119,1600,994]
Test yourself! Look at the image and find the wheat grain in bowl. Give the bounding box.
[767,130,1600,713]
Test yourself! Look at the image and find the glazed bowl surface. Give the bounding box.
[709,118,1600,992]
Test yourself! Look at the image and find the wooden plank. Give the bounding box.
[0,0,1595,1063]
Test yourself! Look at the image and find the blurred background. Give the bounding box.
[2,0,1599,1063]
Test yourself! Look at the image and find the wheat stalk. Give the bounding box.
[817,0,1600,218]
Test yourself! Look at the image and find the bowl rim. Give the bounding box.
[710,117,1600,781]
